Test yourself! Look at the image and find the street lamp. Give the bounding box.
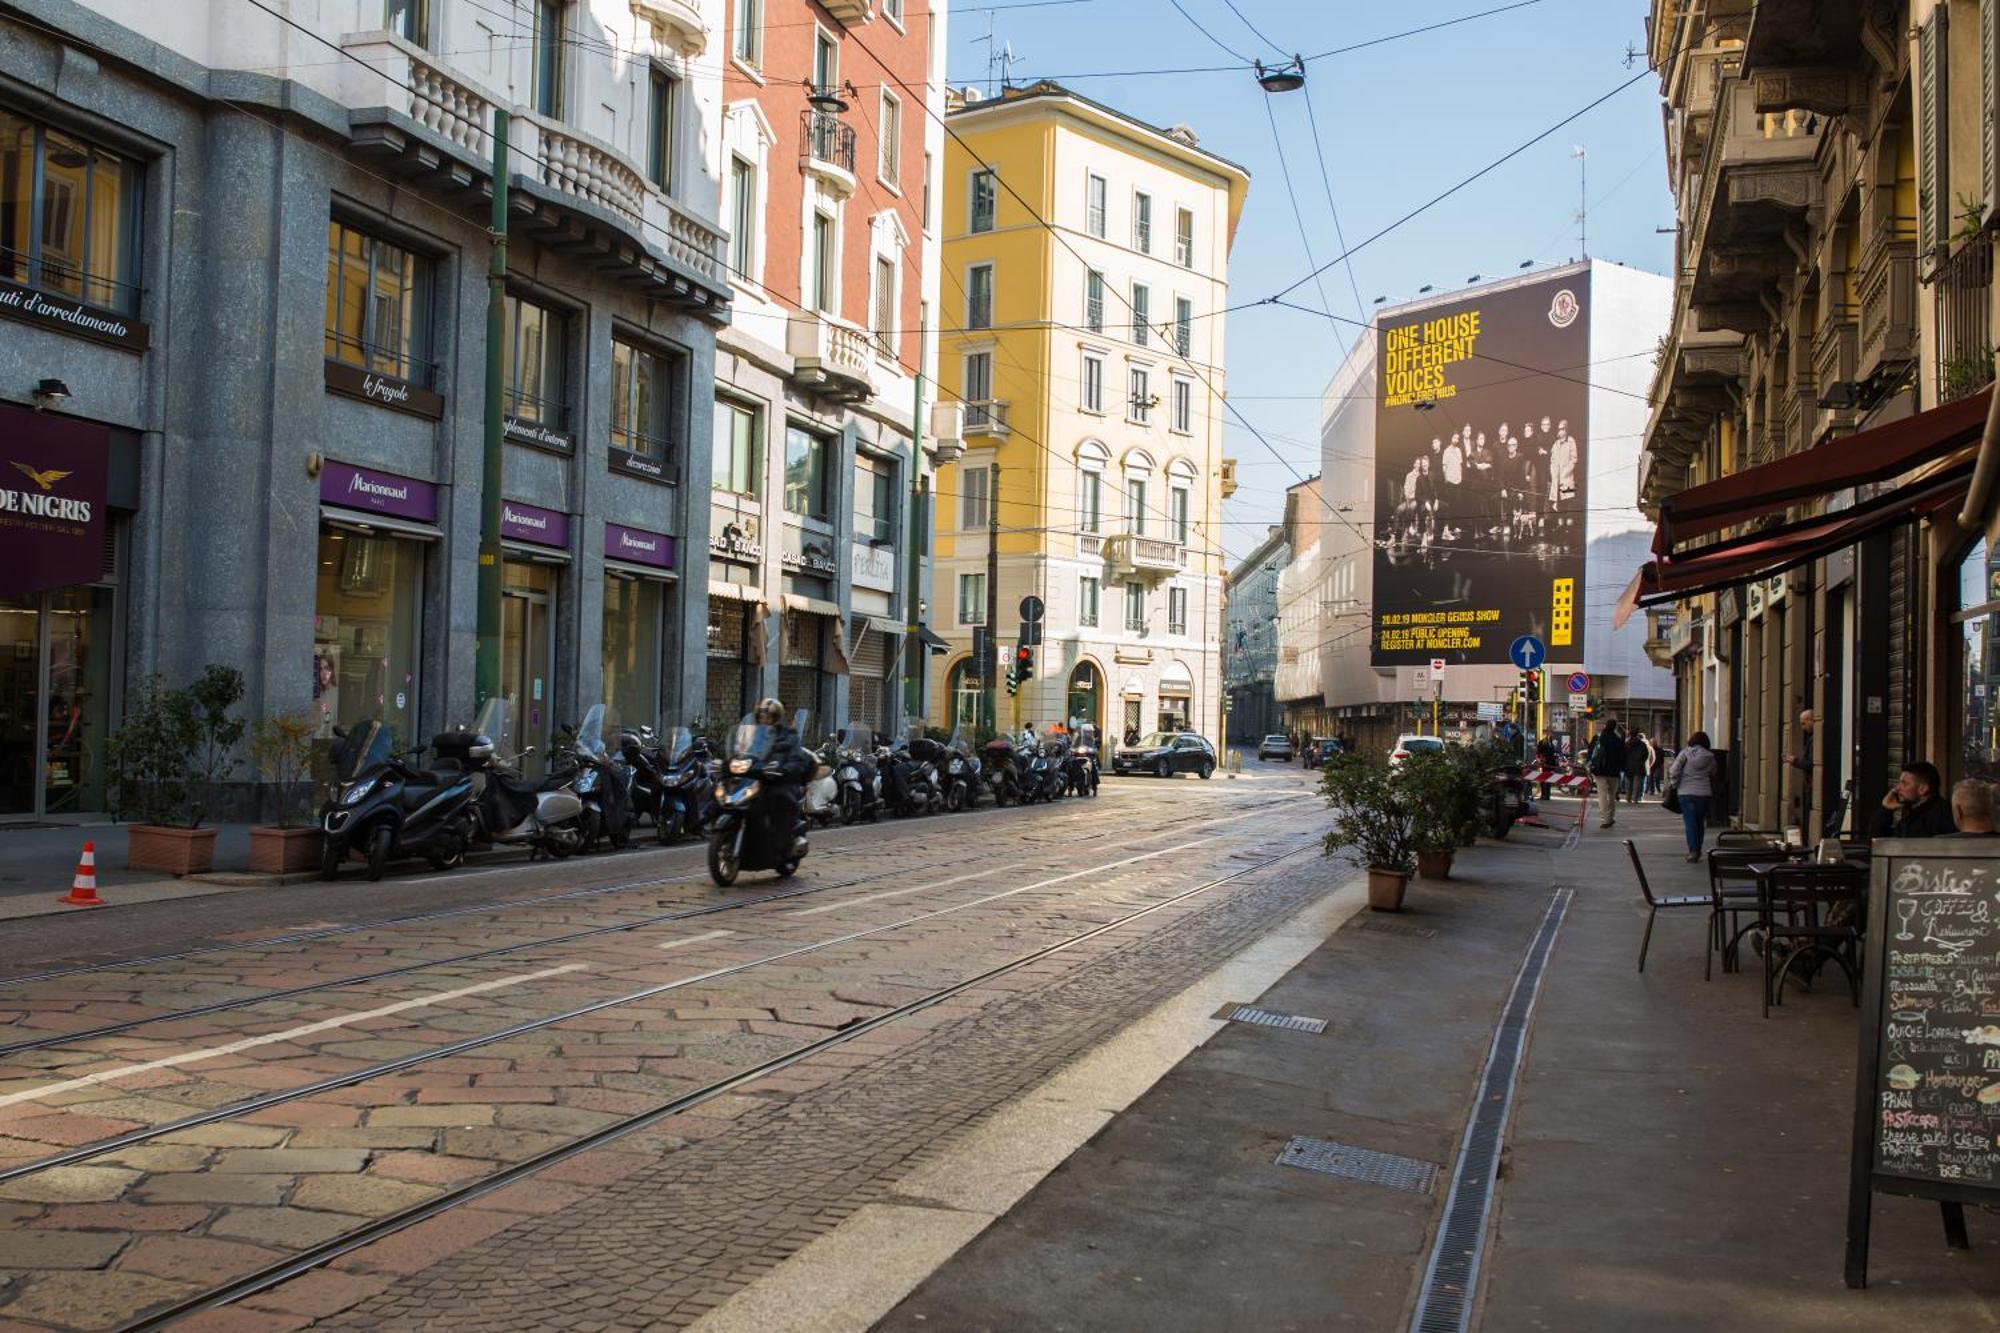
[1255,57,1306,94]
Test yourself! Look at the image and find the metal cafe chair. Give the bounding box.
[1705,845,1782,977]
[1758,863,1866,1019]
[1624,840,1711,973]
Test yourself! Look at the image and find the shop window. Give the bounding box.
[784,424,830,518]
[948,658,989,734]
[503,291,569,437]
[603,576,661,730]
[314,528,424,751]
[325,219,433,383]
[1067,659,1101,734]
[0,108,142,313]
[712,397,761,495]
[705,595,751,727]
[610,335,686,473]
[780,610,829,739]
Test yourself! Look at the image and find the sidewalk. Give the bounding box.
[878,804,2000,1330]
[0,821,274,917]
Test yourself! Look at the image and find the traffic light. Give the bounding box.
[1015,644,1035,682]
[1525,670,1541,705]
[1006,663,1019,697]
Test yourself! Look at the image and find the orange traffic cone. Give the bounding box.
[59,841,103,907]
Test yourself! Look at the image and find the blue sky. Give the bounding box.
[943,0,1672,563]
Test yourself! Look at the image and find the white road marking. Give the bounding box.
[0,964,589,1110]
[654,929,736,951]
[787,865,1007,918]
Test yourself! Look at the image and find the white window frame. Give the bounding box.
[732,0,763,69]
[727,154,759,280]
[878,87,902,188]
[1085,268,1105,333]
[1126,473,1150,536]
[958,571,987,625]
[1081,349,1105,414]
[959,462,991,531]
[1079,575,1100,628]
[969,168,997,233]
[1170,481,1191,542]
[1086,172,1108,237]
[966,261,994,330]
[1132,190,1152,253]
[1175,206,1194,267]
[1127,365,1152,426]
[1170,376,1193,435]
[873,253,898,361]
[1174,295,1193,357]
[963,349,993,411]
[1131,282,1150,346]
[1077,441,1109,533]
[1124,581,1145,633]
[1168,585,1187,635]
[809,209,839,313]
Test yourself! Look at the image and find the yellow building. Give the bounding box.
[931,81,1248,745]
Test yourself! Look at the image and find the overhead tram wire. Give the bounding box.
[1166,0,1257,65]
[1220,0,1292,59]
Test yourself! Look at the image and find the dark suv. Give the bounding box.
[1113,731,1218,779]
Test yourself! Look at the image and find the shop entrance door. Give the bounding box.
[501,562,557,773]
[0,587,116,820]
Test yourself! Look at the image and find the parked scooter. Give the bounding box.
[319,720,480,882]
[1477,761,1532,839]
[802,734,840,827]
[707,717,810,885]
[468,699,589,859]
[555,706,631,853]
[834,725,882,825]
[657,726,717,843]
[1027,730,1069,803]
[1063,722,1101,797]
[942,727,982,811]
[982,736,1024,806]
[619,724,674,844]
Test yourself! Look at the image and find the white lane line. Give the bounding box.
[654,929,736,951]
[787,865,1007,918]
[0,963,589,1110]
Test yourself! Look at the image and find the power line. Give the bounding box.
[1166,0,1256,65]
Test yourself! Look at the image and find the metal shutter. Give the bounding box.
[1986,0,1999,226]
[1919,7,1950,258]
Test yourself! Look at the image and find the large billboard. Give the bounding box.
[1370,271,1590,665]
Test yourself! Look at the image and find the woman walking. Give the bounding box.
[1668,731,1718,861]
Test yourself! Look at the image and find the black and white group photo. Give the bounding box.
[1383,413,1583,564]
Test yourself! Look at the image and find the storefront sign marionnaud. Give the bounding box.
[606,522,675,570]
[319,460,440,523]
[0,278,149,352]
[0,407,109,599]
[323,359,445,421]
[502,499,571,551]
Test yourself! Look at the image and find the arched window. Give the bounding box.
[1076,440,1110,534]
[1066,659,1103,734]
[947,657,990,735]
[1122,449,1156,536]
[1166,458,1197,545]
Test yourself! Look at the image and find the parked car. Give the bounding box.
[1113,731,1217,779]
[1256,734,1293,761]
[1389,734,1447,768]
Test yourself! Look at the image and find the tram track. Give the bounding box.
[114,836,1321,1331]
[0,798,1308,1185]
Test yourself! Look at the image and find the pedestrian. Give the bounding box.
[1667,730,1717,861]
[1587,721,1627,829]
[1623,730,1652,804]
[1648,738,1672,796]
[1534,732,1557,800]
[1948,779,2000,836]
[1871,761,1956,838]
[1784,708,1813,827]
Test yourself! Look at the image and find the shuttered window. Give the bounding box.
[1918,8,1950,257]
[1984,0,1999,225]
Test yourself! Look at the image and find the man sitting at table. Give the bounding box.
[1870,761,1956,838]
[1948,778,1999,836]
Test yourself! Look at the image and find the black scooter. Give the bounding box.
[320,720,480,882]
[707,720,809,885]
[661,727,718,842]
[620,724,673,843]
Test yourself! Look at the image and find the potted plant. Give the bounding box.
[247,710,321,874]
[1400,749,1468,881]
[1319,751,1418,911]
[108,665,246,875]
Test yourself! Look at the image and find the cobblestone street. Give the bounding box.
[0,770,1345,1329]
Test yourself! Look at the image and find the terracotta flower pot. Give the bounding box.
[248,826,323,875]
[1417,850,1454,882]
[1366,867,1410,912]
[126,825,219,877]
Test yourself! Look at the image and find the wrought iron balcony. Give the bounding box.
[801,110,858,198]
[1933,239,1995,404]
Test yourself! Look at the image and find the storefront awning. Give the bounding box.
[707,580,761,602]
[1616,469,1971,628]
[782,593,842,618]
[1654,388,1991,555]
[916,624,952,654]
[318,506,441,541]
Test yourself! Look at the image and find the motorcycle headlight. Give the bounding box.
[727,781,760,806]
[729,757,753,775]
[340,778,376,806]
[949,758,964,773]
[839,766,857,781]
[576,768,600,794]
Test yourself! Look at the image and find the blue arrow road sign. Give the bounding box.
[1509,635,1546,671]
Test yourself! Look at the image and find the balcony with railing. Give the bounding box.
[1857,229,1918,393]
[963,400,1010,438]
[337,32,728,313]
[1933,239,1995,404]
[786,311,874,403]
[1810,306,1858,436]
[801,110,858,199]
[1103,532,1187,581]
[1686,76,1820,308]
[630,0,709,56]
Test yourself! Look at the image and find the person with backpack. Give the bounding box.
[1587,721,1628,828]
[1624,730,1654,804]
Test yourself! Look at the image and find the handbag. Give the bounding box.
[1661,780,1681,815]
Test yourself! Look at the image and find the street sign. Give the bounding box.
[1018,618,1042,647]
[1412,667,1430,691]
[1568,692,1589,708]
[1508,635,1546,671]
[1429,657,1446,675]
[1476,701,1503,721]
[1019,595,1044,622]
[1549,706,1570,726]
[1567,671,1591,693]
[970,626,990,676]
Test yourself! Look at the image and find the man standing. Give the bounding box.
[1784,707,1814,829]
[1588,722,1628,828]
[1624,730,1653,804]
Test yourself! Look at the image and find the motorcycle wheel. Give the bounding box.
[427,830,465,872]
[657,808,679,846]
[994,785,1011,808]
[707,831,740,886]
[319,839,343,881]
[1156,759,1173,780]
[775,858,799,879]
[547,829,576,859]
[609,811,631,850]
[578,810,601,855]
[842,791,862,826]
[365,824,393,883]
[944,784,963,813]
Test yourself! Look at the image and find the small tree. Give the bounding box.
[180,665,247,828]
[1319,750,1417,874]
[108,674,200,827]
[1399,748,1474,857]
[248,710,317,828]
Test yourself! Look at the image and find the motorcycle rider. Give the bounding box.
[754,697,814,853]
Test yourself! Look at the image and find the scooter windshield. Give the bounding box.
[666,727,694,765]
[577,704,608,757]
[839,724,873,753]
[728,724,776,762]
[947,727,972,757]
[333,720,392,781]
[473,698,514,761]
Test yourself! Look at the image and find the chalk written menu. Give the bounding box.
[1874,854,2000,1186]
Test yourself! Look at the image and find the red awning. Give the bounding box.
[1615,469,1969,629]
[1654,388,1991,555]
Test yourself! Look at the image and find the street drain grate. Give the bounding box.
[1356,920,1438,939]
[1276,1137,1436,1194]
[1223,1005,1328,1033]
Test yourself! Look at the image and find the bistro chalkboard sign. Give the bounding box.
[1847,839,1996,1286]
